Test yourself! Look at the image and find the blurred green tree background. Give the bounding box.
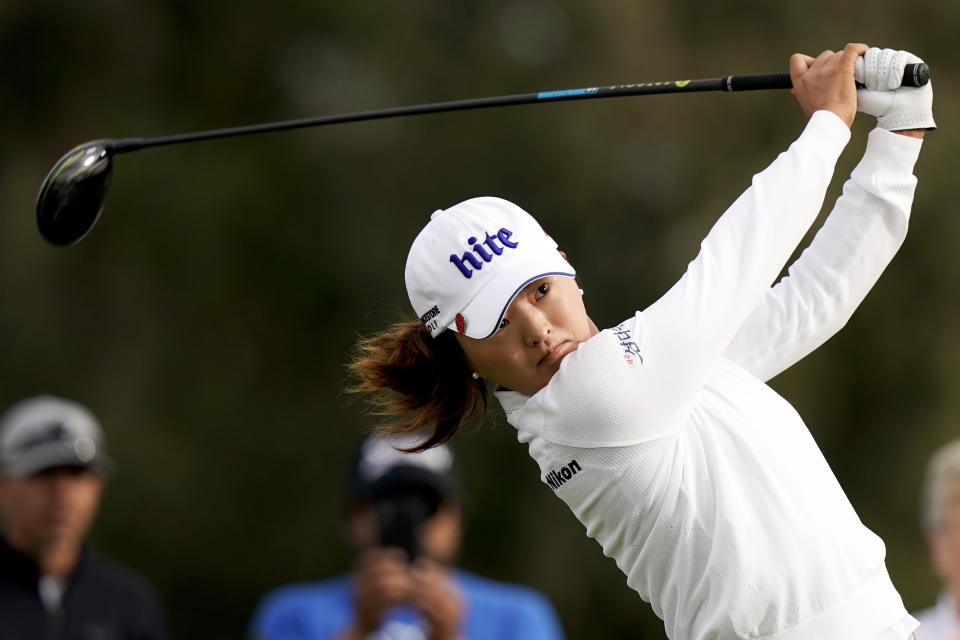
[1,1,957,638]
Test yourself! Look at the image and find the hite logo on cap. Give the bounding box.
[448,228,519,278]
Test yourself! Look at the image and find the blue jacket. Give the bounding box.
[249,569,565,640]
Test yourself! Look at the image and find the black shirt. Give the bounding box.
[0,535,165,640]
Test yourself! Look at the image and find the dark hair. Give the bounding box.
[348,319,487,453]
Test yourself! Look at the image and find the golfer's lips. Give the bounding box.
[538,340,577,367]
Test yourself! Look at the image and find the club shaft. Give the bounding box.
[107,63,928,154]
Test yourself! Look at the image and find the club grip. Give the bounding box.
[727,61,930,93]
[902,62,930,87]
[855,62,930,88]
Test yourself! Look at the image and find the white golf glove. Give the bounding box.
[855,47,935,130]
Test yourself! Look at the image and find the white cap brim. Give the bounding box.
[452,251,575,339]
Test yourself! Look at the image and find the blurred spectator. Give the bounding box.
[249,433,565,640]
[0,395,166,640]
[915,439,960,640]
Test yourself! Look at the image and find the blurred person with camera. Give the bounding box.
[915,440,960,640]
[0,394,166,640]
[249,433,565,640]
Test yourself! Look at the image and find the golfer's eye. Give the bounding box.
[497,318,510,331]
[535,282,550,299]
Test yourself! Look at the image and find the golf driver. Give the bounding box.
[36,63,930,246]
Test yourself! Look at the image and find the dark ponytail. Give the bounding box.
[348,319,487,452]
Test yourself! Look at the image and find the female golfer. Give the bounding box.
[351,44,933,639]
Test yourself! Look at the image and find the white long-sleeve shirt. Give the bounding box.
[495,111,923,640]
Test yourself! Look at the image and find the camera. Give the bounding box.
[374,485,442,562]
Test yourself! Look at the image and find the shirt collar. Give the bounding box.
[493,387,529,426]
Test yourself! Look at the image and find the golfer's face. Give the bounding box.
[455,276,594,395]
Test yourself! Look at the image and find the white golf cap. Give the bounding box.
[405,196,575,340]
[0,395,113,477]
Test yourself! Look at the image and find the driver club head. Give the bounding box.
[36,142,114,246]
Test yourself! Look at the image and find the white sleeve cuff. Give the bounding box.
[854,126,923,179]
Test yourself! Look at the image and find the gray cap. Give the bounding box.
[0,395,113,477]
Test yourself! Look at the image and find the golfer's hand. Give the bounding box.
[409,558,464,640]
[343,548,414,638]
[791,43,869,127]
[855,47,934,136]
